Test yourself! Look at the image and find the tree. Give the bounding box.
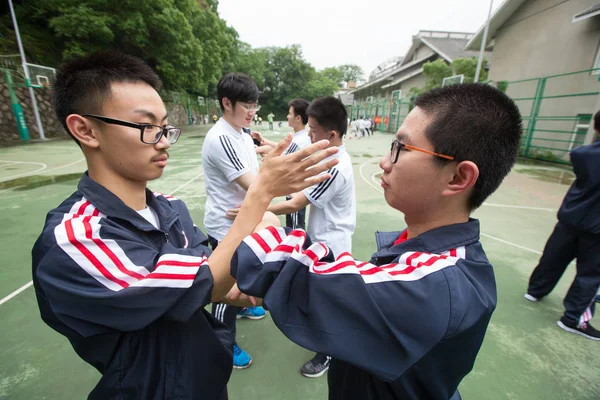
[451,57,488,83]
[422,59,453,90]
[259,45,315,117]
[407,57,489,100]
[321,67,344,87]
[0,0,238,94]
[226,42,266,90]
[339,64,364,84]
[304,71,339,100]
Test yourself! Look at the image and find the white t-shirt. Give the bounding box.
[364,120,372,129]
[137,206,160,229]
[303,145,356,258]
[284,129,311,155]
[202,118,259,240]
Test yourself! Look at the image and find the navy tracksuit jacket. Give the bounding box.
[232,219,496,399]
[32,173,232,399]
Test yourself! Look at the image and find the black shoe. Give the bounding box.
[300,355,331,378]
[557,317,600,341]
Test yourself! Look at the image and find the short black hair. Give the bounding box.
[217,73,259,111]
[307,96,348,137]
[288,98,310,125]
[594,110,600,132]
[413,83,522,210]
[52,50,162,146]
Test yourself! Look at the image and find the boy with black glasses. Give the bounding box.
[32,51,339,399]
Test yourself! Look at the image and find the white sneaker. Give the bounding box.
[524,293,539,302]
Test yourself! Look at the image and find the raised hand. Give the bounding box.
[253,134,339,199]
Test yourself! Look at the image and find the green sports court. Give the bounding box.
[0,124,598,399]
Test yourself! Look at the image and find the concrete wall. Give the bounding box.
[0,80,64,143]
[489,0,600,160]
[0,73,190,144]
[490,0,600,80]
[400,73,426,94]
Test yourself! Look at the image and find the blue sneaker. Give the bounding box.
[233,344,252,369]
[237,306,266,320]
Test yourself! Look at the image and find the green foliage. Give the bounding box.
[0,0,349,114]
[304,71,339,101]
[338,64,364,84]
[407,56,489,101]
[0,0,233,93]
[321,67,344,87]
[422,59,452,90]
[451,56,488,83]
[497,80,509,92]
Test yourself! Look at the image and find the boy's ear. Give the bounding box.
[66,114,100,149]
[441,161,479,197]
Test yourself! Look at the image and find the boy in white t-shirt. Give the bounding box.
[202,73,266,369]
[250,99,312,229]
[251,96,356,378]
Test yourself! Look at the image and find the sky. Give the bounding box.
[219,0,505,80]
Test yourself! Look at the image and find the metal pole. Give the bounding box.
[475,0,494,83]
[8,0,45,140]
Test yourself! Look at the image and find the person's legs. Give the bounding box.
[560,231,600,331]
[527,222,577,299]
[208,236,253,367]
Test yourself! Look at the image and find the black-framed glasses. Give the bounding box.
[82,114,182,144]
[390,139,454,163]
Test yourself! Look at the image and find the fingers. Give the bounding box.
[300,158,339,180]
[267,133,293,158]
[249,296,257,307]
[291,139,332,162]
[298,145,339,170]
[225,207,241,220]
[255,145,273,155]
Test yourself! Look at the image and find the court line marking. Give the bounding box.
[0,160,48,182]
[0,281,33,306]
[482,203,556,212]
[359,162,383,193]
[41,157,85,174]
[168,171,204,196]
[0,157,85,184]
[0,158,86,196]
[358,161,544,256]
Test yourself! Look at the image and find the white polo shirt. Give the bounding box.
[202,118,259,241]
[284,129,311,155]
[303,145,356,258]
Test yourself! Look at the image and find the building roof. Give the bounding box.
[350,54,436,94]
[369,57,405,81]
[351,30,478,95]
[402,31,477,65]
[381,68,424,90]
[573,3,600,22]
[465,0,527,51]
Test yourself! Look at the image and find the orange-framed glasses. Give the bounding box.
[390,139,454,163]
